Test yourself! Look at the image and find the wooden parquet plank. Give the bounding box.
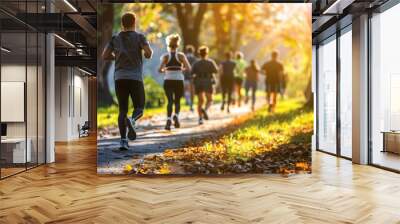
[0,136,400,223]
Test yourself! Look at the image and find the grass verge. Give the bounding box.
[128,99,313,175]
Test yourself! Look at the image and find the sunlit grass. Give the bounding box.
[188,99,313,163]
[130,98,313,175]
[223,100,313,160]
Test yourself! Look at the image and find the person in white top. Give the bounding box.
[158,34,191,130]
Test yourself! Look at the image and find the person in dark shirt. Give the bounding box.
[262,51,284,113]
[191,46,219,124]
[219,51,236,113]
[183,45,198,112]
[102,12,153,150]
[244,59,260,111]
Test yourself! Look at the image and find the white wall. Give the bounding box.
[54,67,89,141]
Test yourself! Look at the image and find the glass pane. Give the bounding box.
[371,4,400,171]
[27,31,38,169]
[339,29,352,158]
[38,33,45,165]
[1,31,27,177]
[317,36,337,154]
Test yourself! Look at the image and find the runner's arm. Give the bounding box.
[102,47,115,60]
[143,44,153,59]
[178,53,191,72]
[140,34,153,59]
[158,55,168,73]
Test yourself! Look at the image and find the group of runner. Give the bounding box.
[102,12,285,150]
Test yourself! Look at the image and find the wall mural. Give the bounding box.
[97,3,313,175]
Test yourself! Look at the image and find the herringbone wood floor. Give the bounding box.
[1,136,400,224]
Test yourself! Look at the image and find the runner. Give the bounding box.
[183,45,198,112]
[244,59,260,111]
[158,34,191,130]
[191,46,219,125]
[233,52,247,107]
[102,12,153,150]
[219,51,236,113]
[262,51,284,113]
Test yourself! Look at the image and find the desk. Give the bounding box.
[382,131,400,154]
[1,138,31,163]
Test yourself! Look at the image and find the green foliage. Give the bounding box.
[144,76,165,108]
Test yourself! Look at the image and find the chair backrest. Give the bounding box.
[82,121,90,129]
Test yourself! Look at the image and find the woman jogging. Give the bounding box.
[158,34,191,131]
[244,59,260,111]
[191,46,219,125]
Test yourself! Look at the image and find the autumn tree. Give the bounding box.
[173,3,208,50]
[98,4,115,107]
[210,4,272,59]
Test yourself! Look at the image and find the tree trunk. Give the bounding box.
[304,76,313,108]
[212,4,238,58]
[97,4,115,107]
[174,3,207,51]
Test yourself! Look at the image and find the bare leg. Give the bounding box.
[197,92,204,120]
[271,92,277,112]
[205,92,213,111]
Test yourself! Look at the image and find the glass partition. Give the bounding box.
[0,1,46,179]
[1,31,28,177]
[370,3,400,171]
[317,35,337,154]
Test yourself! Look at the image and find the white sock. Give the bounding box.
[167,116,172,121]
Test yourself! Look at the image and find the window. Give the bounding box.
[339,27,352,158]
[370,3,400,171]
[317,35,337,154]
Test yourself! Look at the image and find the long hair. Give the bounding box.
[166,33,180,50]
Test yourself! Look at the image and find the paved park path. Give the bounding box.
[97,102,263,174]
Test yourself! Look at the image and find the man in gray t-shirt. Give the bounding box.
[106,31,149,81]
[102,12,153,150]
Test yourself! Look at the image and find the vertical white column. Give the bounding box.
[46,1,55,163]
[352,14,369,164]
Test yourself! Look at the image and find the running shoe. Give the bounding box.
[126,117,137,140]
[199,118,204,125]
[173,115,180,128]
[201,108,209,120]
[165,119,172,131]
[119,139,129,151]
